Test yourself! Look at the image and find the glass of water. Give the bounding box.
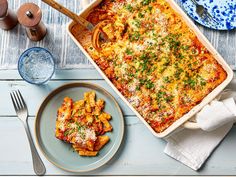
[18,47,55,85]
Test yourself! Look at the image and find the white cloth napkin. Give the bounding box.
[196,98,236,131]
[164,97,236,170]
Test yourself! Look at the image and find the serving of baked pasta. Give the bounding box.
[71,0,227,133]
[55,91,112,156]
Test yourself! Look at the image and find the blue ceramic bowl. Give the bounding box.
[18,47,55,85]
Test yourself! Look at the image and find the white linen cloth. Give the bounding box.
[164,96,236,170]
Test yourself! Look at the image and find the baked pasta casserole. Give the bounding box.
[71,0,227,133]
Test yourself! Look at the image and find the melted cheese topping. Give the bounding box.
[75,127,97,145]
[55,97,98,148]
[72,0,227,133]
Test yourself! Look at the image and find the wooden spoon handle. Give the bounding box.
[41,0,94,31]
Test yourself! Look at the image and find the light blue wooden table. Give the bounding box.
[0,0,236,176]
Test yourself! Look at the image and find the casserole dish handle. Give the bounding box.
[182,121,200,129]
[182,89,231,130]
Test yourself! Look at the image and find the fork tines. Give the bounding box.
[201,11,219,28]
[10,90,27,112]
[205,12,219,24]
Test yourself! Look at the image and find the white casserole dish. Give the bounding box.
[66,0,234,138]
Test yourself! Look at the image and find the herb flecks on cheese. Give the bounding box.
[72,0,227,133]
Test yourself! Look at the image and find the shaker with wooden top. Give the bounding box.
[17,3,47,41]
[0,0,18,30]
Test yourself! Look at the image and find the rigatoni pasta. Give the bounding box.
[55,91,112,156]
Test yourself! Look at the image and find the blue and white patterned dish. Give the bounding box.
[180,0,236,30]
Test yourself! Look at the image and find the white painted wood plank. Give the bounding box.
[0,80,134,116]
[0,116,236,175]
[0,69,101,80]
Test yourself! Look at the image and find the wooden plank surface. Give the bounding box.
[0,116,236,175]
[0,69,102,80]
[0,80,133,116]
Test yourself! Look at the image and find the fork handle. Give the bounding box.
[23,122,46,175]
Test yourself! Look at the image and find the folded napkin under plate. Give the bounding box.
[165,91,236,170]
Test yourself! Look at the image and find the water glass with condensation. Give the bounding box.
[18,47,55,85]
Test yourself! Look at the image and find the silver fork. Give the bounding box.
[190,0,219,27]
[10,90,46,176]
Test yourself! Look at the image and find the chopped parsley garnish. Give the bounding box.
[156,91,174,103]
[200,81,206,86]
[125,48,133,55]
[164,95,174,102]
[174,68,184,79]
[80,132,86,139]
[136,85,141,90]
[170,40,180,50]
[129,31,141,41]
[64,130,70,136]
[133,19,141,28]
[158,66,167,74]
[197,75,207,86]
[176,53,184,59]
[128,73,135,77]
[141,58,149,72]
[126,4,133,12]
[184,78,196,89]
[181,45,190,50]
[140,53,147,60]
[142,0,151,6]
[191,48,199,55]
[77,125,82,132]
[138,12,144,18]
[157,91,166,99]
[163,76,171,83]
[163,34,181,53]
[145,80,154,89]
[149,52,157,58]
[163,57,170,66]
[142,64,148,71]
[147,6,153,13]
[140,79,146,85]
[76,122,83,132]
[138,79,154,89]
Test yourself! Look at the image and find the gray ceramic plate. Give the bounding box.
[35,83,124,172]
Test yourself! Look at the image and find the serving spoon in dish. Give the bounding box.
[41,0,112,50]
